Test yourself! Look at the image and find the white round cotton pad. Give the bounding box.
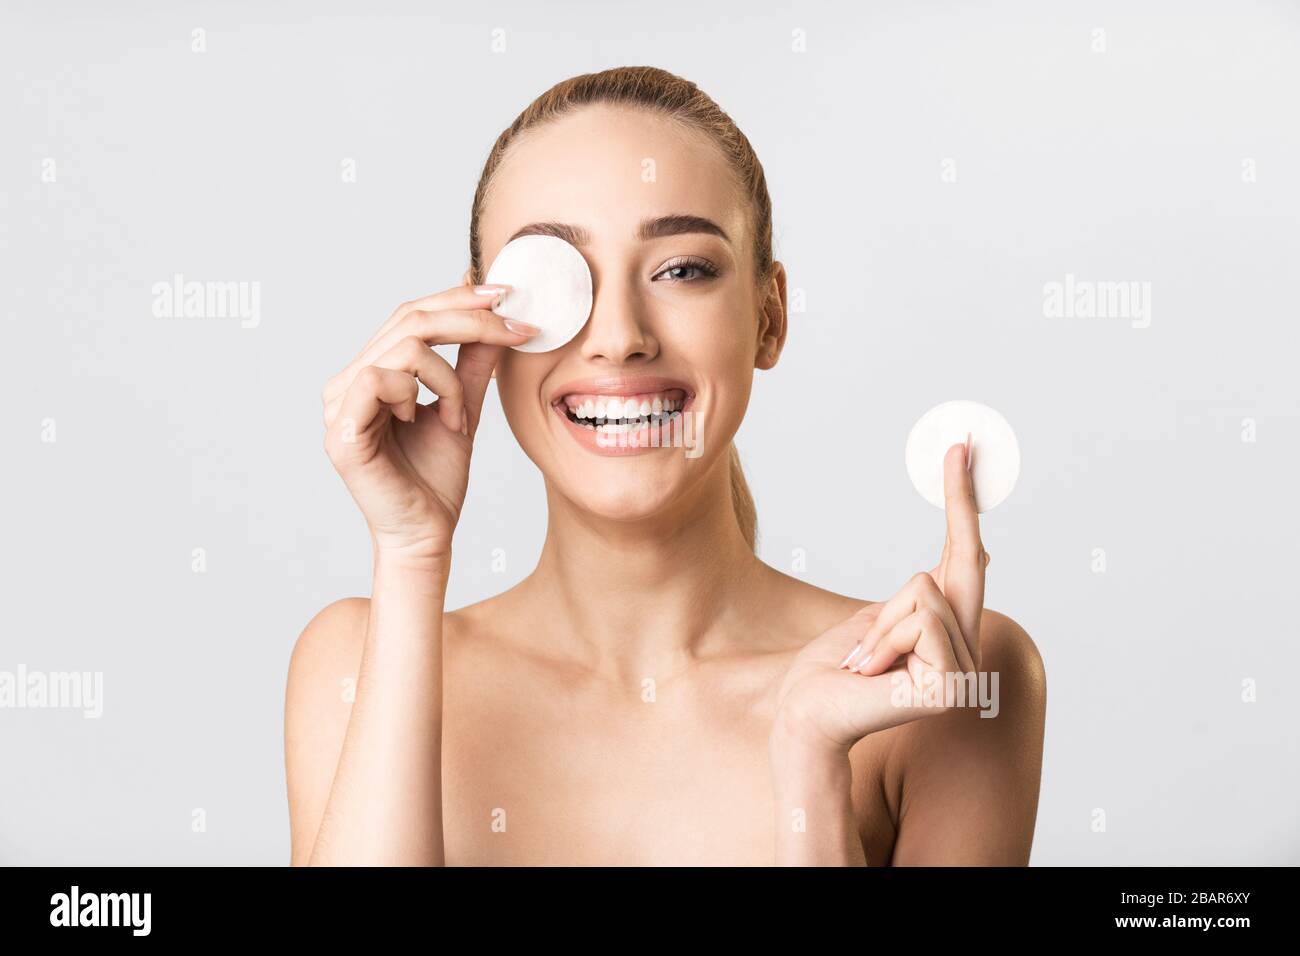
[905,400,1020,513]
[484,234,593,353]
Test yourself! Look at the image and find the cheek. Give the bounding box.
[663,305,756,402]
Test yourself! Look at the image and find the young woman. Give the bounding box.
[285,66,1046,866]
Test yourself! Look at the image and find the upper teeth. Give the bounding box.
[562,390,686,422]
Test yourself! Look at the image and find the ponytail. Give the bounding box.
[728,443,758,552]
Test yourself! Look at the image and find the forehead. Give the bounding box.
[480,105,746,258]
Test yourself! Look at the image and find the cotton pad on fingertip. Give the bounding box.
[484,235,593,353]
[905,400,1020,514]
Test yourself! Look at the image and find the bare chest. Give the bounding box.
[440,676,784,865]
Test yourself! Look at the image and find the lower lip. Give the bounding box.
[550,399,694,457]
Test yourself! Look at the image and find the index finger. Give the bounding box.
[325,307,536,407]
[366,284,513,353]
[941,436,986,659]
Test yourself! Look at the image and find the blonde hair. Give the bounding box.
[468,66,772,552]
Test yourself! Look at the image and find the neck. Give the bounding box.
[522,454,765,683]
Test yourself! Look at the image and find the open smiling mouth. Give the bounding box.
[557,388,688,435]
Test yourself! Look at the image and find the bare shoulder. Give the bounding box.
[973,610,1048,739]
[897,608,1047,749]
[978,609,1046,690]
[287,598,369,687]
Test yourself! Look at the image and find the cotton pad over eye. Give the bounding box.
[484,234,593,353]
[905,400,1020,513]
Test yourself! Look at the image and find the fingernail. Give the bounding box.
[839,642,862,669]
[460,409,469,436]
[964,432,972,472]
[854,653,874,674]
[474,284,511,296]
[503,318,540,336]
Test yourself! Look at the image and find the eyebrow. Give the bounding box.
[507,214,730,247]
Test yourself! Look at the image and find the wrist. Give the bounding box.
[770,720,853,806]
[769,706,851,767]
[768,718,863,866]
[373,544,452,585]
[770,733,851,793]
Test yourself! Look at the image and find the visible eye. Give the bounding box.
[652,256,720,284]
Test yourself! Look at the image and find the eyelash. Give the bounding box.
[652,256,720,284]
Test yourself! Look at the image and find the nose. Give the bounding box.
[577,273,658,365]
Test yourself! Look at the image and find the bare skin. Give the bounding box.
[285,105,1047,866]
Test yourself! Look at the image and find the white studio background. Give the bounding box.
[1,0,1297,865]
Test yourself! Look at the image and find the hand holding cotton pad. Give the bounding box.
[905,400,1020,513]
[484,234,593,353]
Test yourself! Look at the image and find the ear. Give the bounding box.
[754,261,789,371]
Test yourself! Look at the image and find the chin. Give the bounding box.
[552,458,687,520]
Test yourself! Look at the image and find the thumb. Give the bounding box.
[455,342,504,437]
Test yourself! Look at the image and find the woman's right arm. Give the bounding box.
[286,555,451,866]
[284,285,538,865]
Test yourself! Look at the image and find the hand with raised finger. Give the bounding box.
[772,440,987,755]
[321,284,539,564]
